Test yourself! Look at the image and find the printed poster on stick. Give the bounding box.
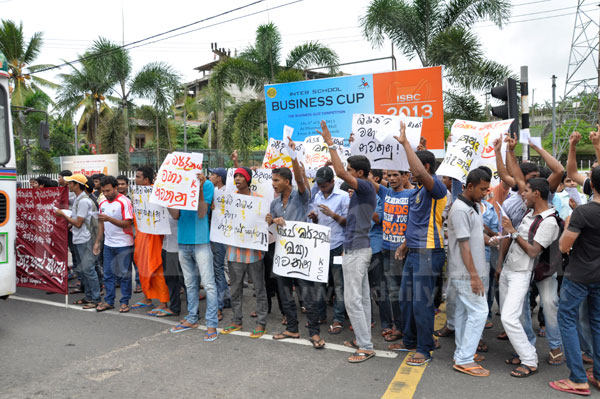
[273,221,331,282]
[265,66,444,156]
[225,168,275,204]
[149,152,203,210]
[132,185,171,235]
[210,192,269,251]
[16,187,69,294]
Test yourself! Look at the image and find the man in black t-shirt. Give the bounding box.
[551,166,600,395]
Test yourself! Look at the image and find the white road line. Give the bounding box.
[9,295,398,359]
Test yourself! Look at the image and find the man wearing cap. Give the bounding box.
[56,174,102,308]
[220,167,269,338]
[209,167,232,318]
[308,166,349,335]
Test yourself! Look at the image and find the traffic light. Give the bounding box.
[491,78,519,135]
[39,121,50,151]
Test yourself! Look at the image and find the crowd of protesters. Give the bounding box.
[22,120,600,393]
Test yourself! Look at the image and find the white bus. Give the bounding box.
[0,51,16,298]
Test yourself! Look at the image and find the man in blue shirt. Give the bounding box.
[308,166,349,335]
[167,173,219,342]
[318,120,377,363]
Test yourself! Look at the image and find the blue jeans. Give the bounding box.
[578,300,594,357]
[210,241,231,310]
[382,249,403,331]
[452,277,489,365]
[536,274,562,350]
[74,239,101,303]
[103,245,133,306]
[330,245,345,324]
[179,244,218,328]
[558,278,600,383]
[400,248,446,357]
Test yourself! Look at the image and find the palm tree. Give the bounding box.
[131,62,181,165]
[361,0,512,120]
[0,19,57,106]
[210,22,339,157]
[175,94,200,152]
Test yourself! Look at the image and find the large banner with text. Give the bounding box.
[16,187,69,294]
[265,66,444,156]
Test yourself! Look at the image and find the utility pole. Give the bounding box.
[74,125,78,155]
[521,66,530,160]
[391,43,397,71]
[552,75,557,158]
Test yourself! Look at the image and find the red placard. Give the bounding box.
[16,187,69,294]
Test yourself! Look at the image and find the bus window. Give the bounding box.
[0,86,9,166]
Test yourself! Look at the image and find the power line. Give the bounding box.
[477,5,599,27]
[512,0,554,7]
[28,0,271,75]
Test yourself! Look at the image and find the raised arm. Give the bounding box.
[394,122,435,191]
[592,126,600,166]
[528,139,564,192]
[566,131,587,186]
[493,137,516,188]
[505,134,526,192]
[286,138,306,194]
[317,120,358,190]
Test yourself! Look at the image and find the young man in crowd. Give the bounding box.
[448,168,491,377]
[317,120,376,362]
[208,167,232,319]
[168,173,219,341]
[56,174,102,309]
[369,168,413,345]
[308,165,349,335]
[393,122,447,366]
[220,167,268,339]
[132,166,171,315]
[550,166,600,395]
[266,138,325,349]
[498,178,560,377]
[93,176,135,313]
[116,174,142,293]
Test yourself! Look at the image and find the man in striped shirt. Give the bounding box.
[220,167,268,339]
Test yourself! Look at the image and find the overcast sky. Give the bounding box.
[2,0,598,107]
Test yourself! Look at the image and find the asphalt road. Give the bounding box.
[0,286,588,399]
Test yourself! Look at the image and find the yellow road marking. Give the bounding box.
[381,304,447,399]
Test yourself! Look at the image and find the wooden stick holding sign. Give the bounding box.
[272,221,331,283]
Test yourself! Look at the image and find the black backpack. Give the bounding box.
[528,211,569,281]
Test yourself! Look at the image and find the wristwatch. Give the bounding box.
[511,232,519,240]
[328,144,338,150]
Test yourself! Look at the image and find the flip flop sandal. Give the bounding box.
[549,380,591,396]
[272,332,300,340]
[82,302,98,310]
[250,328,267,339]
[309,338,325,349]
[348,352,375,363]
[497,332,509,340]
[147,308,175,317]
[453,364,490,377]
[220,325,242,335]
[477,341,488,353]
[328,324,343,335]
[548,351,565,366]
[170,323,198,333]
[384,332,402,342]
[344,340,359,350]
[204,331,219,342]
[96,303,114,312]
[73,298,92,305]
[505,353,521,365]
[119,304,130,313]
[406,356,431,366]
[587,372,600,390]
[388,343,416,352]
[510,365,538,378]
[131,302,153,309]
[434,327,454,337]
[134,286,143,293]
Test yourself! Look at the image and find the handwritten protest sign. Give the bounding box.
[273,221,331,282]
[132,185,171,235]
[262,138,294,169]
[210,192,269,251]
[149,152,203,210]
[16,187,69,294]
[475,120,512,185]
[351,113,421,171]
[225,168,275,204]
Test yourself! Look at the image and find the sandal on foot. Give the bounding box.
[250,328,267,339]
[96,303,114,312]
[348,351,375,363]
[344,340,359,350]
[328,324,343,335]
[485,320,493,329]
[220,324,242,335]
[134,285,143,293]
[497,331,509,340]
[147,308,175,317]
[388,342,416,352]
[272,331,300,340]
[406,354,431,366]
[131,302,153,309]
[548,351,565,366]
[204,331,219,342]
[170,323,198,333]
[384,330,403,342]
[434,326,454,338]
[73,298,92,305]
[587,371,600,390]
[505,352,521,365]
[453,364,490,377]
[82,302,98,310]
[310,337,325,349]
[119,304,130,313]
[281,316,287,325]
[549,379,591,396]
[510,365,537,378]
[477,341,488,353]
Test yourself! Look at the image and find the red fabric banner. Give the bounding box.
[16,187,69,294]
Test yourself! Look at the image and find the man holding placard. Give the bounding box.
[317,120,377,363]
[393,122,447,366]
[266,139,325,349]
[167,173,219,342]
[220,167,269,339]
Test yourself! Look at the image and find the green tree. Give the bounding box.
[210,22,339,157]
[99,109,129,170]
[361,0,512,120]
[0,19,57,106]
[49,116,75,158]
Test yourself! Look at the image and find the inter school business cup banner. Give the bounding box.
[264,66,444,156]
